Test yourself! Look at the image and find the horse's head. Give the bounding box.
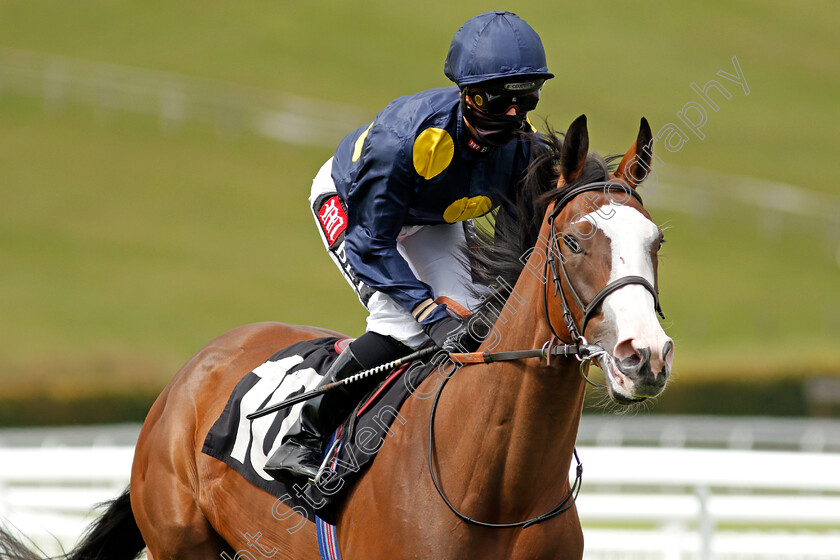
[546,115,674,404]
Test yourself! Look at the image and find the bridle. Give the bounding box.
[428,179,667,529]
[543,180,665,351]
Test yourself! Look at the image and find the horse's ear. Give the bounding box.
[614,117,653,188]
[560,114,589,183]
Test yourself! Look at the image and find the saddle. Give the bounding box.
[202,336,437,524]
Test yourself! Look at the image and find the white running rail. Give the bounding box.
[1,446,839,559]
[0,48,367,147]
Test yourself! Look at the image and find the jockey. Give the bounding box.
[265,11,554,484]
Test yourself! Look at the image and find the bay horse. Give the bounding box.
[0,115,673,560]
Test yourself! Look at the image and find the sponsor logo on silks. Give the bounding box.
[333,242,376,307]
[466,138,490,153]
[318,195,348,249]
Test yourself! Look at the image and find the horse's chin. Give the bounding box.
[597,354,647,405]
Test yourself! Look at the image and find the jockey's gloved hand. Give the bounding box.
[423,316,471,353]
[420,307,482,352]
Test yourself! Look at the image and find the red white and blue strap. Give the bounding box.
[315,430,343,560]
[315,516,341,560]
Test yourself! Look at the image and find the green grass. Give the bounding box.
[653,180,840,379]
[0,95,365,396]
[1,1,837,191]
[0,1,838,409]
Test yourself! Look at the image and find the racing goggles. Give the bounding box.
[468,79,543,115]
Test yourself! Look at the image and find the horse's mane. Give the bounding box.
[465,128,620,322]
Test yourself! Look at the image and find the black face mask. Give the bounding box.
[461,96,527,147]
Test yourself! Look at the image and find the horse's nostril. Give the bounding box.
[663,340,673,361]
[617,346,650,377]
[614,339,638,362]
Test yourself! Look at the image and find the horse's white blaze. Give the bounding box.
[574,203,673,390]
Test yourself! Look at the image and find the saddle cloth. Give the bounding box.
[201,336,437,524]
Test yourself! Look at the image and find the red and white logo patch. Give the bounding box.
[317,195,348,248]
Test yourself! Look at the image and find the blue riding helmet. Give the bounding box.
[444,11,554,88]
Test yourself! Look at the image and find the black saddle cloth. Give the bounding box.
[201,336,437,524]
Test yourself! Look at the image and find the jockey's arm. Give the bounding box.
[342,124,447,325]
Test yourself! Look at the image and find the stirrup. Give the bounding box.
[312,437,342,485]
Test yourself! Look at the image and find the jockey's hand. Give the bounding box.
[423,316,479,353]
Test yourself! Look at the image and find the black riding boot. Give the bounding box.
[263,347,364,484]
[263,332,410,484]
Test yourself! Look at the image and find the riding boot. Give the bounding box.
[264,332,411,485]
[263,347,364,484]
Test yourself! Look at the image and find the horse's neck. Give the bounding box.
[478,267,584,461]
[440,228,586,513]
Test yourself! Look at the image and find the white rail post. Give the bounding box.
[695,484,713,560]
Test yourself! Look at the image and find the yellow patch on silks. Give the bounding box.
[526,116,537,133]
[443,195,493,223]
[413,128,454,180]
[352,123,374,162]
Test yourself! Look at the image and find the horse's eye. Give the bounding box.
[563,234,583,254]
[658,237,666,251]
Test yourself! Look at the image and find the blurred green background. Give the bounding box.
[1,1,838,423]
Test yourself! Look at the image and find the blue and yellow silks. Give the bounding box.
[329,87,536,316]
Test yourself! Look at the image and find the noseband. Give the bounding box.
[543,181,665,348]
[427,181,668,530]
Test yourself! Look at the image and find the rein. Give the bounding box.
[429,340,588,529]
[427,181,667,529]
[428,339,608,529]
